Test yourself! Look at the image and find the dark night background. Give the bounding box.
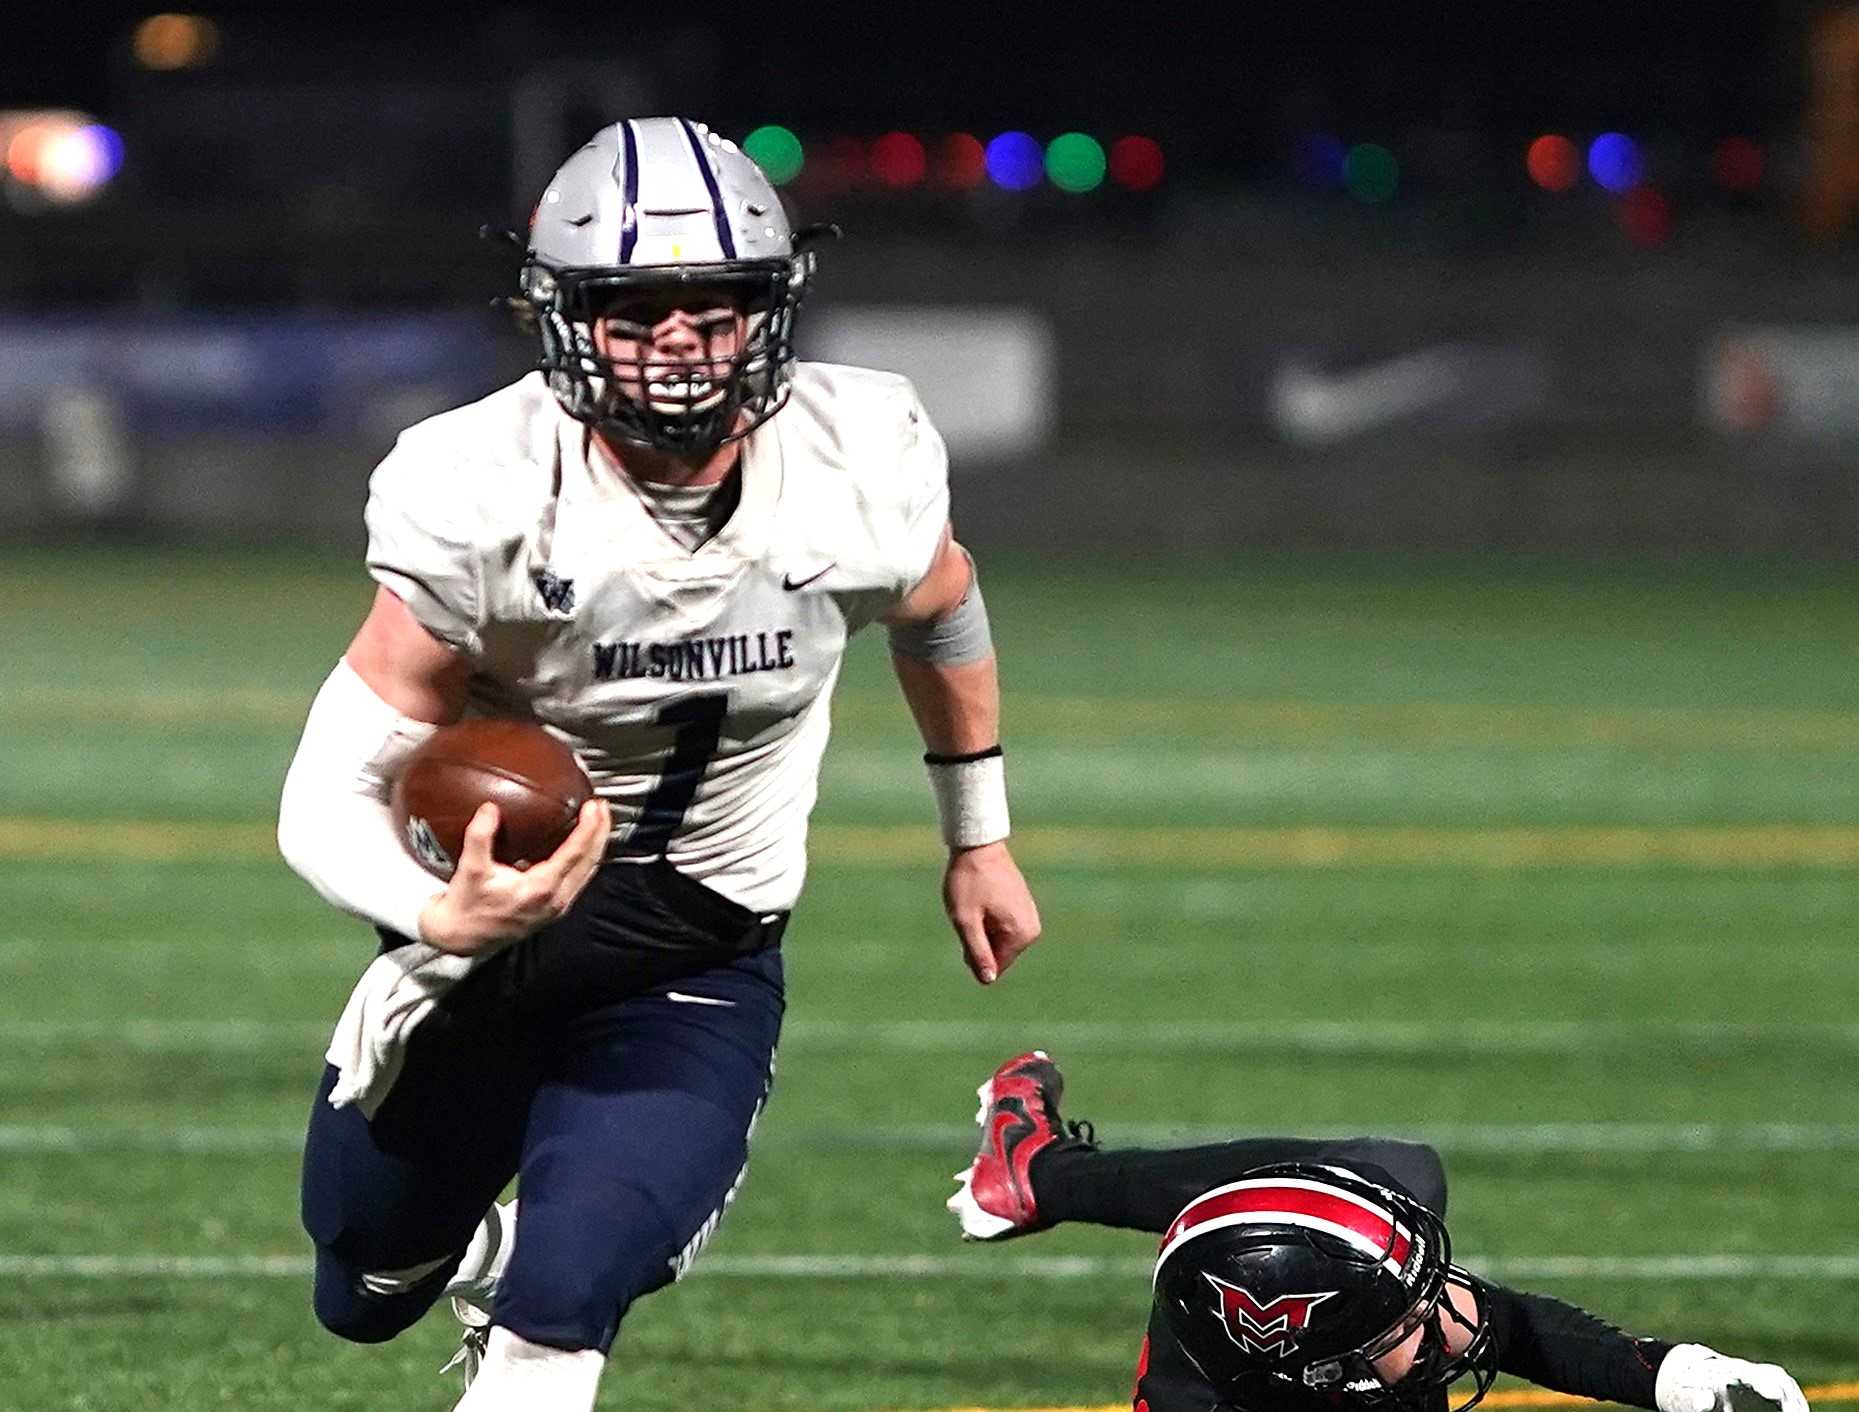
[4,1,1858,554]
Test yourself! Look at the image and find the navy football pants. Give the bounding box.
[300,946,783,1354]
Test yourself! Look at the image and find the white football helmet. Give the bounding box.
[519,116,819,454]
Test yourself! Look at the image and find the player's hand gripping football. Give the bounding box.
[419,798,611,956]
[1655,1345,1810,1412]
[943,840,1041,985]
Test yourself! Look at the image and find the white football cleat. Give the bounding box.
[441,1199,516,1390]
[441,1298,492,1390]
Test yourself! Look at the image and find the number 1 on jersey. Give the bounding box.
[623,693,729,857]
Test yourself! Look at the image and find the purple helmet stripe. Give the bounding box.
[619,121,640,264]
[678,118,737,260]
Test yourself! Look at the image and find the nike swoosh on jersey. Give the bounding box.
[666,991,737,1007]
[781,562,836,591]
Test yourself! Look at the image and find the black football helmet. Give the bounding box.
[1151,1163,1496,1412]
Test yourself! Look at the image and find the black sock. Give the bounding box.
[1031,1136,1448,1235]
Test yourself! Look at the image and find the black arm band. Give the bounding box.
[923,745,1004,766]
[1481,1280,1672,1409]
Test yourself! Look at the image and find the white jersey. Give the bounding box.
[364,364,948,915]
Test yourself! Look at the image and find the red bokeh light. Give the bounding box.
[1108,135,1164,191]
[870,131,927,189]
[1525,134,1580,193]
[936,133,987,190]
[6,121,54,183]
[1711,136,1764,193]
[1617,186,1673,248]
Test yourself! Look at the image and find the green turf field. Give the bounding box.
[0,547,1854,1410]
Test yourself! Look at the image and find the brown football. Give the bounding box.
[390,719,594,878]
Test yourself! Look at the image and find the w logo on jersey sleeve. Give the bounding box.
[1204,1274,1336,1358]
[532,569,576,614]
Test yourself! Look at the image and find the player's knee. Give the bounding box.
[311,1254,433,1344]
[1347,1138,1448,1216]
[313,1285,405,1345]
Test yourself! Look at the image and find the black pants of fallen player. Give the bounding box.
[300,860,787,1354]
[1027,1135,1448,1412]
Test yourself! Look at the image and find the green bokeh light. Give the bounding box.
[1044,132,1107,194]
[743,125,804,186]
[1343,143,1399,203]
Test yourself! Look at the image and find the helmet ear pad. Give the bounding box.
[1151,1164,1497,1412]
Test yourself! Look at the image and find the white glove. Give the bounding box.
[1655,1343,1810,1412]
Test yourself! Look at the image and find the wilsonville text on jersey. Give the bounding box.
[592,630,798,683]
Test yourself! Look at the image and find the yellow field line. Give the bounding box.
[4,819,1859,869]
[913,1387,1859,1412]
[839,697,1859,755]
[4,687,1859,753]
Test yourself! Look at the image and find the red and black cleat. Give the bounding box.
[946,1049,1076,1240]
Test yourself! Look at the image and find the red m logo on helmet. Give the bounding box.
[1204,1274,1337,1358]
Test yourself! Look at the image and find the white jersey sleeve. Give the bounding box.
[781,366,954,634]
[363,433,486,656]
[888,380,952,598]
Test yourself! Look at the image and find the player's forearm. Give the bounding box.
[1481,1281,1671,1409]
[890,652,999,756]
[887,550,1012,853]
[892,653,1013,853]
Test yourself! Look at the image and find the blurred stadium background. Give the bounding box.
[1,5,1856,1409]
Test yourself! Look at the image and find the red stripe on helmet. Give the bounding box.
[1161,1182,1411,1266]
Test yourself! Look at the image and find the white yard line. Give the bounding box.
[770,1121,1859,1153]
[1,1252,1855,1281]
[6,1121,1859,1156]
[2,1017,1855,1054]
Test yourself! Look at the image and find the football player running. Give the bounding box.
[276,117,1040,1411]
[949,1053,1811,1412]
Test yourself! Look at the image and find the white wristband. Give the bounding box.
[925,747,1010,849]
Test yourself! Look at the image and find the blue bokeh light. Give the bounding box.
[1292,133,1347,190]
[1587,133,1643,193]
[81,125,125,180]
[985,131,1043,192]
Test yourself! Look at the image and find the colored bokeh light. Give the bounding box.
[1045,132,1106,193]
[870,131,927,189]
[1617,185,1673,247]
[937,133,987,190]
[1292,133,1347,190]
[1587,133,1643,193]
[1343,143,1399,203]
[9,119,123,202]
[1108,135,1164,191]
[1526,134,1580,193]
[985,131,1043,192]
[742,125,804,185]
[79,124,123,179]
[6,121,53,183]
[2,111,123,204]
[133,13,220,71]
[1712,136,1764,193]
